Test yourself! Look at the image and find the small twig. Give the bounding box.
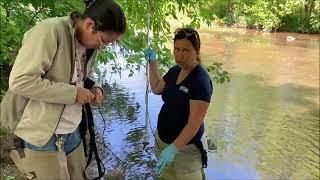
[29,6,45,25]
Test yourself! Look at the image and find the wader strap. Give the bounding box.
[13,136,25,158]
[84,104,105,180]
[79,114,88,157]
[193,141,208,168]
[82,77,105,179]
[13,136,25,149]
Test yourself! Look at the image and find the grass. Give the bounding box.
[0,129,22,180]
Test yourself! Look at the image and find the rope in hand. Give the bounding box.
[143,0,161,152]
[142,0,152,151]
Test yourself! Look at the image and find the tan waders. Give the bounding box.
[10,142,86,180]
[154,133,206,180]
[66,142,86,180]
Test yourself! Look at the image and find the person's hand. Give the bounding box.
[156,143,177,174]
[89,87,103,106]
[76,87,95,104]
[143,47,157,63]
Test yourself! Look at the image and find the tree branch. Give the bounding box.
[29,6,45,24]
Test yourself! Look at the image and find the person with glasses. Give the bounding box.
[1,0,126,179]
[144,28,213,179]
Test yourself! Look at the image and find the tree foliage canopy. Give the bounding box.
[0,0,318,93]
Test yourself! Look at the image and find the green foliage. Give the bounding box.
[0,0,318,67]
[209,0,319,32]
[2,0,318,92]
[0,0,85,92]
[0,89,6,100]
[0,0,83,65]
[206,62,230,84]
[278,0,320,32]
[243,1,278,30]
[96,48,117,64]
[5,176,15,180]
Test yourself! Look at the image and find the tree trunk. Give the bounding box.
[227,0,233,15]
[308,0,315,12]
[3,2,11,19]
[305,0,315,14]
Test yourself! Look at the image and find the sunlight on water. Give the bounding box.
[201,29,319,179]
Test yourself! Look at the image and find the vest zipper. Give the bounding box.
[52,33,76,135]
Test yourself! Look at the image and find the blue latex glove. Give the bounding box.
[143,47,157,62]
[156,143,177,174]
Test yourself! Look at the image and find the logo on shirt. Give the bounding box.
[179,86,189,93]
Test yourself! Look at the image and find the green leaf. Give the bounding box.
[219,77,225,84]
[5,176,15,180]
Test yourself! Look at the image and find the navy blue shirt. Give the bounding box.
[157,64,213,144]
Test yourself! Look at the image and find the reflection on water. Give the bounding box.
[93,29,319,179]
[205,75,319,179]
[89,81,158,179]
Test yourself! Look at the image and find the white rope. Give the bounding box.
[143,2,152,149]
[146,8,151,47]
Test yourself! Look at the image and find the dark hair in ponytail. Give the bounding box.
[82,0,126,34]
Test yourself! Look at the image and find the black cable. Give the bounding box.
[97,108,129,167]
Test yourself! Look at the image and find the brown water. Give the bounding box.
[95,29,319,179]
[200,28,319,179]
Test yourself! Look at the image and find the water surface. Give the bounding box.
[94,29,319,179]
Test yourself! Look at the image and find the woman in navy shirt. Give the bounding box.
[144,28,213,179]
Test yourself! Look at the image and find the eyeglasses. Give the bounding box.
[97,31,108,49]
